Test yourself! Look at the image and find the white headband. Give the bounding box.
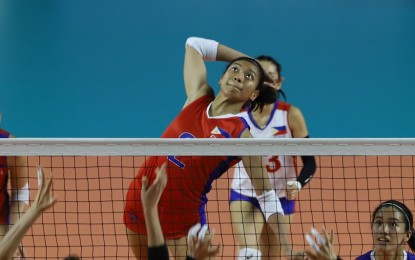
[381,202,412,229]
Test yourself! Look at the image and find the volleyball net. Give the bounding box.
[1,138,415,259]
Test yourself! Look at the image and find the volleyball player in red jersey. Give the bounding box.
[123,37,301,259]
[0,112,29,258]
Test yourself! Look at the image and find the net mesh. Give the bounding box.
[1,138,415,259]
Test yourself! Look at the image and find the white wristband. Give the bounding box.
[185,37,219,61]
[287,180,302,191]
[257,190,284,221]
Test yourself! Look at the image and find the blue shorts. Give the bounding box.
[230,189,296,215]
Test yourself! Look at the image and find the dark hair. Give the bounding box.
[223,57,276,112]
[254,85,278,112]
[255,55,287,101]
[63,255,80,260]
[372,200,415,252]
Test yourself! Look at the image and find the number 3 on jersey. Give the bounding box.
[266,155,281,173]
[167,132,195,169]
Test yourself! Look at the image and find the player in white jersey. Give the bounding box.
[230,55,317,260]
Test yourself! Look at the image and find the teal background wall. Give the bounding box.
[1,0,414,137]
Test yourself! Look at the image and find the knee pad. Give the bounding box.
[238,247,262,260]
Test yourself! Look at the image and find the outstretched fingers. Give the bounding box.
[141,162,168,208]
[35,167,58,212]
[304,227,337,260]
[154,162,168,190]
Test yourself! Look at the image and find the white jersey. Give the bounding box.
[231,101,298,198]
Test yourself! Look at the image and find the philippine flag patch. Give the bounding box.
[272,126,287,136]
[211,127,231,138]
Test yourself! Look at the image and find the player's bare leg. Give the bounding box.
[260,214,293,259]
[231,200,265,259]
[166,236,187,259]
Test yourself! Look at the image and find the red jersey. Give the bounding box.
[124,95,249,239]
[0,129,11,224]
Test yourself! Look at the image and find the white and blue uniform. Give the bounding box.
[230,101,297,214]
[357,250,415,260]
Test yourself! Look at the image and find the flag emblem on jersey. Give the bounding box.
[272,126,287,136]
[211,127,230,138]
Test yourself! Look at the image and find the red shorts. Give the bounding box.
[123,177,206,239]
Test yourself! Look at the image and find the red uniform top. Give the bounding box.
[0,129,11,224]
[124,95,249,239]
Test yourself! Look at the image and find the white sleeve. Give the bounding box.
[185,37,219,61]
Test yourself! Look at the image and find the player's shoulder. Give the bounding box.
[276,100,291,111]
[0,128,11,138]
[236,110,249,122]
[276,100,304,114]
[184,92,214,109]
[179,95,214,118]
[287,103,305,120]
[216,114,248,128]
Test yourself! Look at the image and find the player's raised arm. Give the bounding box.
[183,37,249,108]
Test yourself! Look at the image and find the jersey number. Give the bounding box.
[167,132,195,169]
[265,156,281,173]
